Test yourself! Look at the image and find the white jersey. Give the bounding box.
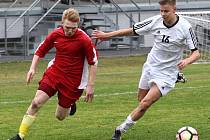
[133,15,197,83]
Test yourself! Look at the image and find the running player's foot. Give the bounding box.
[176,72,187,83]
[8,134,23,140]
[69,103,76,116]
[112,129,122,140]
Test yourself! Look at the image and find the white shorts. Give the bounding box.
[138,63,176,96]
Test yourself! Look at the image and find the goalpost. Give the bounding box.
[178,11,210,63]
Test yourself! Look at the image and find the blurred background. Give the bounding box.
[0,0,209,62]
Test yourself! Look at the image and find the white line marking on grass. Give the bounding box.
[93,91,135,97]
[175,85,209,90]
[0,86,208,104]
[97,71,137,76]
[0,100,32,104]
[0,92,136,104]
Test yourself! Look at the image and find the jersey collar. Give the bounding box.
[163,15,179,28]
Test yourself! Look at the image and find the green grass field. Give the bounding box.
[1,55,210,140]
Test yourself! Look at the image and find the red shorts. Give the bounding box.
[38,73,83,108]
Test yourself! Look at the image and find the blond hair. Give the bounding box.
[62,8,80,23]
[159,0,176,5]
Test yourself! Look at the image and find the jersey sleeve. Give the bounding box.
[83,37,98,65]
[133,16,155,35]
[35,32,55,58]
[185,26,198,50]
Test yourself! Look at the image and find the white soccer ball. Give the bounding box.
[176,126,199,140]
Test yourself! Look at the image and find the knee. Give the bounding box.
[138,100,151,112]
[55,114,66,121]
[31,99,42,110]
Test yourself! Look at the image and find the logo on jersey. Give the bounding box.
[156,30,161,34]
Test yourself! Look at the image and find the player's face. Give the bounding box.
[63,19,78,37]
[160,4,176,24]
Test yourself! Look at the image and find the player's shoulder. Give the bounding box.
[144,15,163,26]
[48,26,64,37]
[53,26,63,34]
[77,28,92,41]
[134,15,161,29]
[177,15,192,28]
[142,15,162,23]
[153,15,162,20]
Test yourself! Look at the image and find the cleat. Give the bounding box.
[69,103,76,116]
[8,134,23,140]
[176,72,187,83]
[112,129,122,140]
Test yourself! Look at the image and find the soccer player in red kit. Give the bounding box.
[9,8,98,140]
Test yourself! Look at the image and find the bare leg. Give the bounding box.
[27,90,50,116]
[131,84,161,121]
[137,88,149,102]
[17,90,50,139]
[55,105,70,121]
[117,83,161,132]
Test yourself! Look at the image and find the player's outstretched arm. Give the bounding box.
[27,55,40,84]
[84,65,97,102]
[92,28,134,41]
[177,50,200,70]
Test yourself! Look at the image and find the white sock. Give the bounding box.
[117,115,136,133]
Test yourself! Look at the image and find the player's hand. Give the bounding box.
[26,69,35,84]
[91,30,109,41]
[84,84,94,102]
[177,59,189,70]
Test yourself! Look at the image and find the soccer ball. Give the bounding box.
[176,126,199,140]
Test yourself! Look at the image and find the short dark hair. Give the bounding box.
[159,0,176,5]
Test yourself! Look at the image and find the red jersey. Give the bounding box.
[35,26,98,99]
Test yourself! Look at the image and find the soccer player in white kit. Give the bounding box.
[92,0,200,139]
